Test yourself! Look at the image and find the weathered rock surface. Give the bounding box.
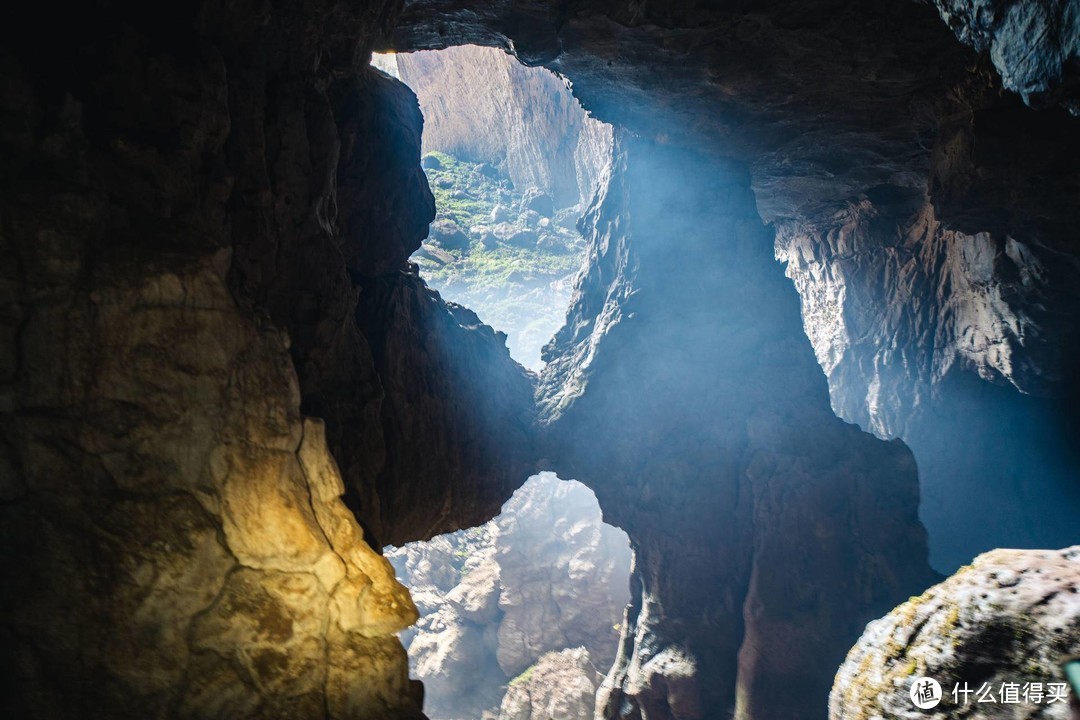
[389,4,1080,586]
[389,45,611,210]
[777,195,1080,571]
[498,647,603,720]
[927,0,1080,114]
[0,0,534,716]
[538,132,938,720]
[831,546,1080,720]
[389,473,631,720]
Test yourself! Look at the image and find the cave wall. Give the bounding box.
[537,132,937,720]
[775,81,1080,571]
[0,0,536,716]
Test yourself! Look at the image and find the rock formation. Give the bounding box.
[832,546,1080,720]
[389,473,631,719]
[0,0,533,716]
[387,45,611,210]
[537,132,938,720]
[498,648,604,720]
[775,83,1080,571]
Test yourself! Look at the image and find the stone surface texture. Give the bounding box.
[831,546,1080,720]
[0,0,532,717]
[497,647,604,720]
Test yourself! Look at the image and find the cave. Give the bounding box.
[1,1,1078,720]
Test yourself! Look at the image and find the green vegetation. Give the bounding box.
[420,241,580,288]
[509,664,536,687]
[412,151,588,369]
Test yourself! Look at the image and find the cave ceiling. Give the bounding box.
[388,0,1077,223]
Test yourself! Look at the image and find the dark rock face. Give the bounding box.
[775,83,1080,571]
[391,0,981,220]
[538,133,937,720]
[832,546,1080,720]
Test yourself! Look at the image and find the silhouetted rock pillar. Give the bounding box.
[539,132,938,720]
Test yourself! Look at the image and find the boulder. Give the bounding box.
[491,204,511,223]
[422,153,443,170]
[505,229,538,249]
[498,648,602,720]
[521,187,554,217]
[429,219,470,251]
[831,546,1080,720]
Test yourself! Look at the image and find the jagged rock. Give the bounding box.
[498,648,603,720]
[831,546,1080,720]
[446,556,502,624]
[927,0,1080,114]
[776,194,1080,571]
[495,476,631,677]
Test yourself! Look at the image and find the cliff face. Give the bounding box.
[392,45,611,210]
[537,133,937,720]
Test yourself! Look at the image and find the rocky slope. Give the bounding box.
[388,473,631,719]
[411,151,593,369]
[388,45,611,211]
[832,546,1080,720]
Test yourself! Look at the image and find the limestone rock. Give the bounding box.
[539,133,936,720]
[447,556,502,624]
[498,648,603,720]
[831,546,1080,720]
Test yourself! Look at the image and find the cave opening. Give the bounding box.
[373,45,612,370]
[387,473,632,720]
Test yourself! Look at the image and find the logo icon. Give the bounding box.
[910,677,942,709]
